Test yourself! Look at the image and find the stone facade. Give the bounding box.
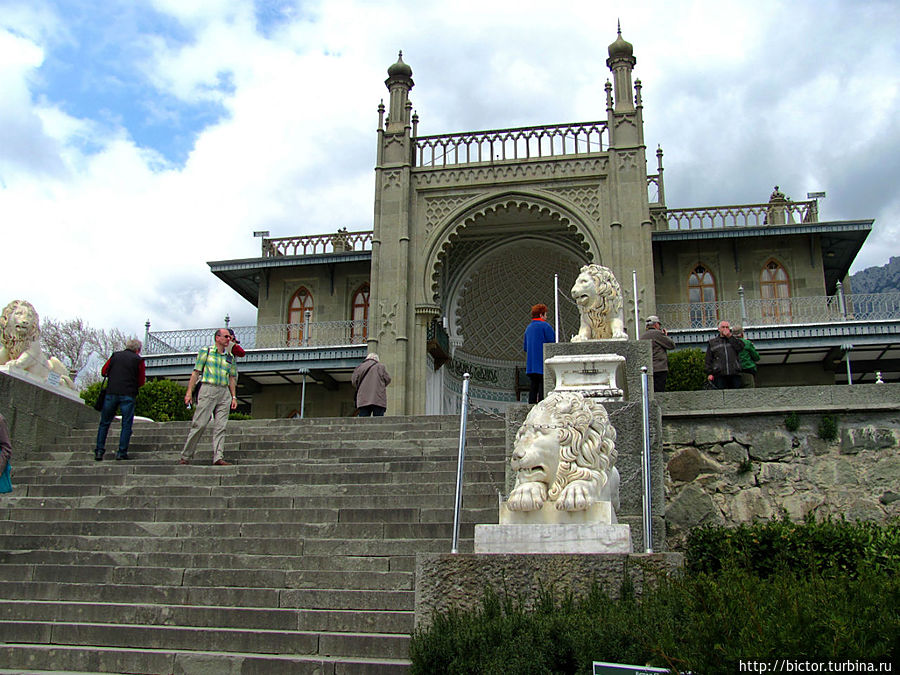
[661,386,900,549]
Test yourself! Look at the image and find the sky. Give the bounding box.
[1,0,898,337]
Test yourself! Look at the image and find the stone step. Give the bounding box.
[0,644,411,674]
[0,599,415,633]
[0,563,415,591]
[0,533,471,556]
[1,492,499,510]
[0,581,415,610]
[2,619,410,659]
[19,481,504,497]
[0,550,415,572]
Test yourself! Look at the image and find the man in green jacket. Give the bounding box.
[733,325,760,388]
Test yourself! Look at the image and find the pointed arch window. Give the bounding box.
[287,286,314,345]
[688,264,717,328]
[761,259,791,321]
[350,283,369,343]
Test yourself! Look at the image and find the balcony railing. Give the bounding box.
[414,121,608,168]
[657,292,900,330]
[663,200,819,230]
[145,321,367,355]
[263,229,373,257]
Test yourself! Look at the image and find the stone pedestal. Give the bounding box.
[475,521,633,554]
[544,353,625,400]
[0,365,83,403]
[499,501,616,525]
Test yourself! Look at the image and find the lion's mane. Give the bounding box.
[544,391,618,501]
[0,300,40,361]
[575,264,624,340]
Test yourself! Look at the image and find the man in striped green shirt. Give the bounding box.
[179,328,239,466]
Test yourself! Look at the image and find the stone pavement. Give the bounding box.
[0,414,507,674]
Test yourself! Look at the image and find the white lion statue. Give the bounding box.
[507,390,620,513]
[0,300,76,389]
[570,264,627,341]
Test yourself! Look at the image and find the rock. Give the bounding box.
[722,442,748,465]
[667,447,724,483]
[748,431,792,461]
[841,427,898,454]
[729,487,775,522]
[665,485,723,531]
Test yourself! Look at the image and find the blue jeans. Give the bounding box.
[358,405,385,417]
[96,394,136,453]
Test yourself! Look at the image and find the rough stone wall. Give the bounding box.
[662,407,900,549]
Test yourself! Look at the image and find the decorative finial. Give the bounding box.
[617,19,621,35]
[398,50,403,61]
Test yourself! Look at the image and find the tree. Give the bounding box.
[40,316,134,387]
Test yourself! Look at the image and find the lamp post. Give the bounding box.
[298,367,309,419]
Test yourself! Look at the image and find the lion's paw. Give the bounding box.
[555,480,595,511]
[507,482,547,511]
[571,334,588,343]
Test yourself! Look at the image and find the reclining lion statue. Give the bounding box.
[570,263,627,341]
[507,390,619,513]
[0,300,76,389]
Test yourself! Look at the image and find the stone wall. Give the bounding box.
[0,370,97,458]
[660,384,900,549]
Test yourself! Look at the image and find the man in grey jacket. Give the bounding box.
[640,315,676,392]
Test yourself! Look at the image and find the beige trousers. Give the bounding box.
[181,384,231,463]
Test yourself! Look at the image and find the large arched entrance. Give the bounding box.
[425,197,596,413]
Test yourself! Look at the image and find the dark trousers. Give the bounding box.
[358,405,386,417]
[653,371,668,393]
[527,373,544,404]
[713,374,743,390]
[96,394,136,454]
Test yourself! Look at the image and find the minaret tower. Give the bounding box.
[604,25,654,334]
[370,52,416,413]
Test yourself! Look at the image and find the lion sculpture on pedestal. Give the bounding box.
[507,391,619,513]
[570,263,627,341]
[0,300,76,390]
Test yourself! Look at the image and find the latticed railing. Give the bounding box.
[414,121,608,168]
[664,200,818,230]
[263,230,373,257]
[657,292,900,330]
[145,321,367,355]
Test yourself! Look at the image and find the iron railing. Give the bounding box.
[145,321,367,355]
[414,121,608,168]
[657,292,900,330]
[663,200,819,231]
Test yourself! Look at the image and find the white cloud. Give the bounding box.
[0,0,897,338]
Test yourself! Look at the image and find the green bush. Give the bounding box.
[684,516,900,578]
[410,566,898,674]
[784,411,800,432]
[229,412,252,421]
[819,413,839,441]
[81,379,193,422]
[666,348,707,391]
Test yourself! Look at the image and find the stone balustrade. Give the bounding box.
[414,121,608,168]
[663,199,818,230]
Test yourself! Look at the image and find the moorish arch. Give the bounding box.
[422,192,603,306]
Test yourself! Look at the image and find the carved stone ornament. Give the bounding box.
[570,264,627,341]
[506,390,620,516]
[0,300,76,390]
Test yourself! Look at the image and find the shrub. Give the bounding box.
[819,413,839,441]
[684,516,900,578]
[229,412,252,421]
[666,348,707,391]
[410,565,899,673]
[784,411,800,432]
[81,379,193,422]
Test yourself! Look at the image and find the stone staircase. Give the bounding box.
[0,414,508,674]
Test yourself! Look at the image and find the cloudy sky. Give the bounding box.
[2,0,898,338]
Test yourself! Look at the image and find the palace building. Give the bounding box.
[144,31,899,417]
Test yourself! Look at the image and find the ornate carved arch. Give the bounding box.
[422,191,601,303]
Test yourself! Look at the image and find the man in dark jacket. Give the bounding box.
[0,413,11,484]
[705,320,744,389]
[95,339,145,461]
